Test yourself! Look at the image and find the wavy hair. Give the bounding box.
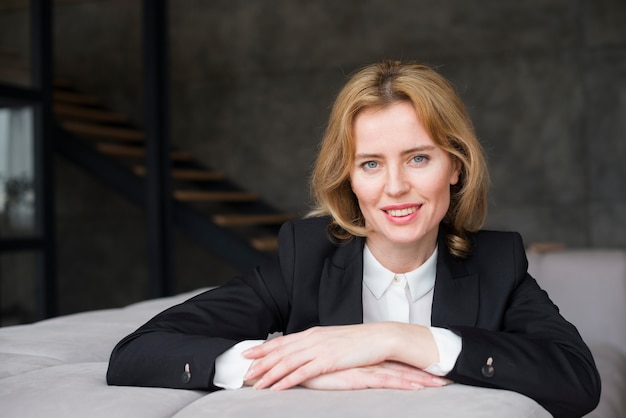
[309,60,489,258]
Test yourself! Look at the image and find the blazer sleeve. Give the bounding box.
[445,232,601,418]
[106,258,290,391]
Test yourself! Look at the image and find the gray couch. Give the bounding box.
[1,248,624,417]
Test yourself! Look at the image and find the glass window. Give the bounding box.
[0,251,39,326]
[0,106,36,237]
[0,1,32,87]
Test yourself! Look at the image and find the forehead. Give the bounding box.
[353,102,435,149]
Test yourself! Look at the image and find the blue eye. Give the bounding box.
[412,155,427,164]
[363,161,378,169]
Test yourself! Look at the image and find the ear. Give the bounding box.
[450,157,462,186]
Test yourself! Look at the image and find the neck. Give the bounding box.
[365,238,437,273]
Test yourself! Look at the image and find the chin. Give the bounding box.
[385,232,427,245]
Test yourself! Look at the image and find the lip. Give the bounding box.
[381,204,422,224]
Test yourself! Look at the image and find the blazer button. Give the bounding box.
[481,357,495,378]
[181,363,191,383]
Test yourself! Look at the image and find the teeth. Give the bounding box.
[386,207,417,217]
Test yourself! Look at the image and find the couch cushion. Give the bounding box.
[0,288,209,378]
[0,352,64,379]
[0,362,205,418]
[173,385,551,418]
[586,344,626,418]
[527,250,626,356]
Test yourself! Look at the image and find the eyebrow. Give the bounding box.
[354,145,437,160]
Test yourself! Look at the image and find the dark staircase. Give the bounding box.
[52,77,293,271]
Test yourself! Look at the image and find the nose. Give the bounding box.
[384,165,410,197]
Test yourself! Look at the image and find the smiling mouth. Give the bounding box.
[384,206,419,217]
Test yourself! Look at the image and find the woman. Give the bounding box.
[107,61,601,417]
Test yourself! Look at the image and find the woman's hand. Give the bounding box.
[299,361,452,390]
[242,322,439,390]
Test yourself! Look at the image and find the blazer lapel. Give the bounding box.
[315,232,479,328]
[318,238,364,326]
[431,236,480,328]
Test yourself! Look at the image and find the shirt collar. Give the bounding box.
[363,244,438,302]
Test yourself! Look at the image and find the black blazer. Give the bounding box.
[107,217,600,418]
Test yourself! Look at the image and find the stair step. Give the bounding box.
[54,90,100,105]
[174,190,260,203]
[96,143,192,161]
[53,78,73,89]
[54,103,129,124]
[62,120,144,141]
[50,75,286,259]
[0,67,29,86]
[133,166,225,181]
[0,50,29,85]
[0,52,28,69]
[212,213,293,227]
[250,237,279,252]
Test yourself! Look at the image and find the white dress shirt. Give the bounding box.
[361,244,461,375]
[213,244,462,389]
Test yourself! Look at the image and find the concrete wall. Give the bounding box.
[52,0,626,247]
[1,0,625,316]
[164,0,626,248]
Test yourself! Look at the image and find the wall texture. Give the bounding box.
[52,0,626,246]
[164,0,626,249]
[2,0,625,315]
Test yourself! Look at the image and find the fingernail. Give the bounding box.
[270,382,283,391]
[432,377,452,386]
[411,382,424,390]
[253,379,264,390]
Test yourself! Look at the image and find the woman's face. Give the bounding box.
[350,101,460,256]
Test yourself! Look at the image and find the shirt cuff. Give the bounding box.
[213,340,264,389]
[425,327,462,376]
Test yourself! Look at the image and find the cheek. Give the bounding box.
[350,178,368,204]
[350,175,378,208]
[423,173,454,203]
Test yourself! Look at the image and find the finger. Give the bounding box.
[301,368,424,391]
[268,357,328,390]
[398,370,453,387]
[243,335,307,380]
[242,336,288,359]
[252,349,321,389]
[376,361,453,387]
[247,324,386,386]
[245,340,313,383]
[261,336,369,390]
[246,327,343,383]
[376,360,423,372]
[380,368,451,387]
[361,371,426,390]
[430,377,454,386]
[255,355,329,390]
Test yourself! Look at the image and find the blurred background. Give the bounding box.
[0,0,624,325]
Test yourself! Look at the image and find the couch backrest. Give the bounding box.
[527,249,626,356]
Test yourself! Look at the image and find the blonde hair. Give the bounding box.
[309,60,489,258]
